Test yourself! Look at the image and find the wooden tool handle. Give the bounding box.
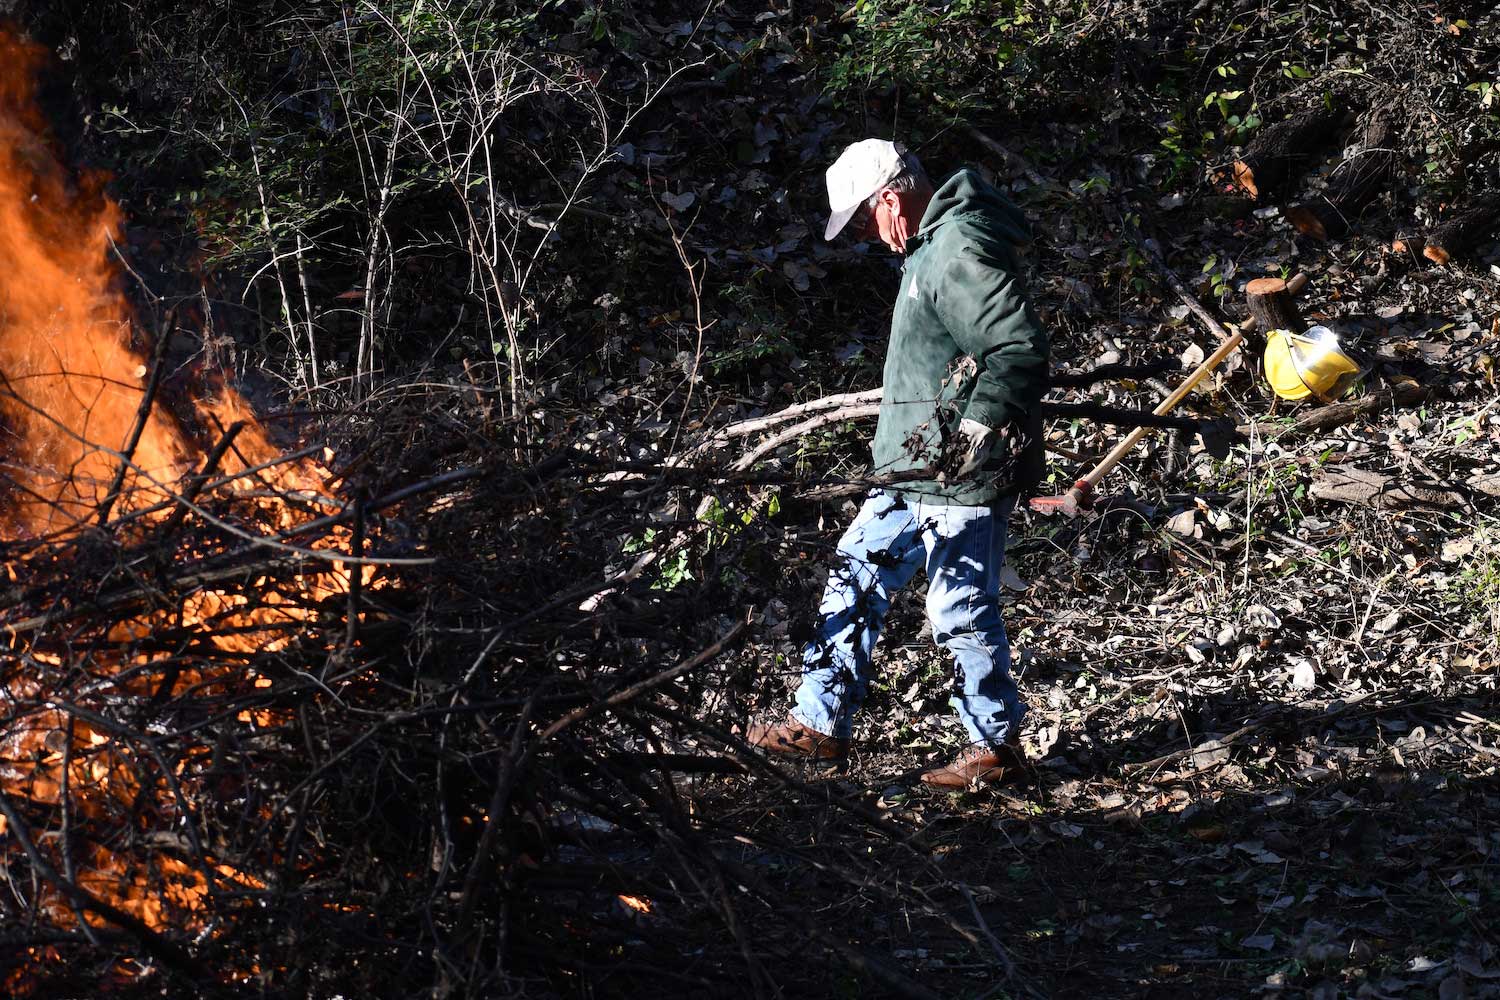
[1051,269,1306,504]
[1080,331,1243,489]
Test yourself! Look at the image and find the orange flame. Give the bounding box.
[618,894,653,914]
[0,36,334,539]
[0,27,368,980]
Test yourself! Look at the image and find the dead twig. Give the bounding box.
[96,309,176,527]
[731,403,882,471]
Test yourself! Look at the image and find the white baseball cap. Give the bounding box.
[824,138,907,240]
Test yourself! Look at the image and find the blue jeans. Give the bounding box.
[792,491,1025,746]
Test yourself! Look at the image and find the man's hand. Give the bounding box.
[956,418,1001,478]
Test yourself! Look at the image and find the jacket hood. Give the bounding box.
[917,169,1031,249]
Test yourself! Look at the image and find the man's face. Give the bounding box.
[847,197,880,245]
[849,189,906,253]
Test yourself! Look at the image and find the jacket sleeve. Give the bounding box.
[932,238,1050,429]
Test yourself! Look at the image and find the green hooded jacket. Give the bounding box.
[870,168,1050,505]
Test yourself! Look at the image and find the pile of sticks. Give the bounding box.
[0,386,1025,999]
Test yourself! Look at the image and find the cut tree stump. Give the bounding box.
[1284,113,1398,241]
[1245,275,1308,333]
[1231,100,1348,199]
[1422,193,1500,264]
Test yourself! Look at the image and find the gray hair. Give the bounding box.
[862,150,928,212]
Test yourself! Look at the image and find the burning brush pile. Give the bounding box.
[0,28,386,993]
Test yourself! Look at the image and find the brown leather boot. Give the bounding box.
[920,740,1029,790]
[745,714,849,760]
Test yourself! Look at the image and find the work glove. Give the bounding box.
[956,418,1003,479]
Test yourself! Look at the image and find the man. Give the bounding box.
[747,138,1050,790]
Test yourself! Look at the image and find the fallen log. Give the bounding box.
[1469,472,1500,498]
[1237,380,1432,440]
[1284,112,1398,240]
[1422,193,1500,264]
[730,398,1222,473]
[1309,465,1464,509]
[1231,99,1349,199]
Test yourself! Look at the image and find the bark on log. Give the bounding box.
[1245,276,1307,334]
[704,265,1311,481]
[671,389,880,466]
[1423,193,1500,264]
[1284,113,1398,240]
[1469,472,1500,498]
[711,389,881,441]
[1236,380,1431,440]
[1231,100,1348,199]
[1309,465,1463,508]
[704,356,1231,467]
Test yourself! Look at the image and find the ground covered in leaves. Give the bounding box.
[482,0,1500,994]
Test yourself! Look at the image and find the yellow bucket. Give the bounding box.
[1264,326,1361,402]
